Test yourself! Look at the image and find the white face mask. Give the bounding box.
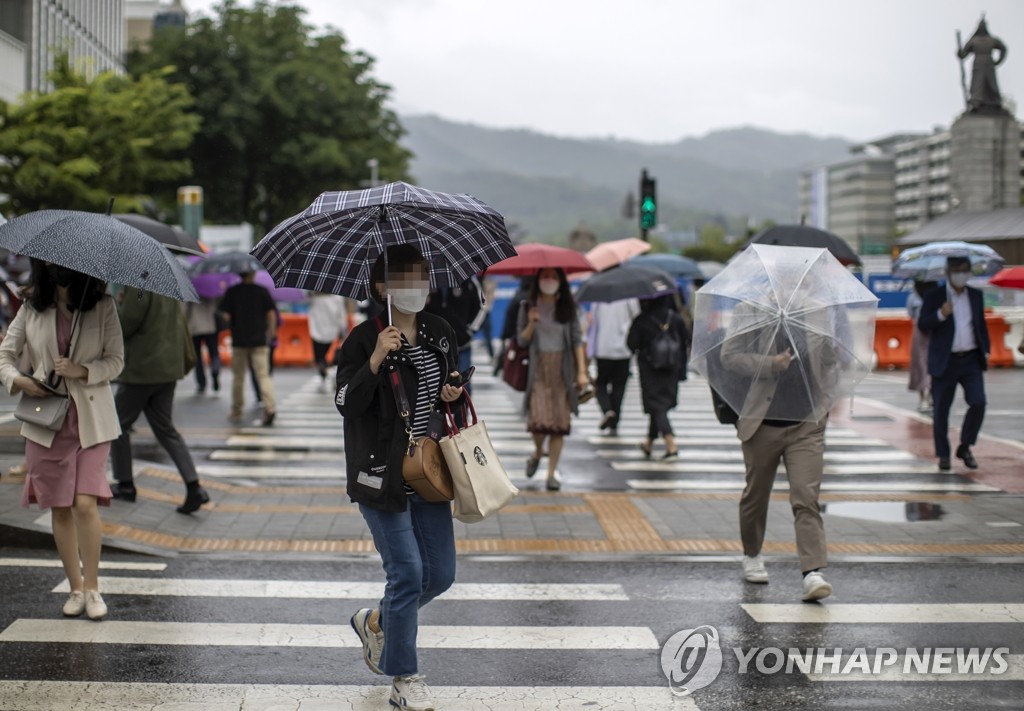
[948,272,970,289]
[389,286,429,314]
[538,278,560,296]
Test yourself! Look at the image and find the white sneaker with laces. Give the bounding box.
[350,608,384,674]
[742,555,769,584]
[84,590,107,620]
[801,571,833,601]
[390,674,434,710]
[62,591,86,617]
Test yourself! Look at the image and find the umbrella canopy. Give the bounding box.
[251,181,515,301]
[575,264,677,303]
[891,241,1005,281]
[748,224,861,267]
[191,269,306,302]
[586,237,651,272]
[191,249,264,275]
[486,242,593,276]
[989,266,1024,290]
[113,214,205,257]
[627,253,703,279]
[0,210,198,302]
[691,244,877,424]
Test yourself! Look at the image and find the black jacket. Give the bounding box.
[335,313,459,511]
[423,277,485,350]
[627,309,690,413]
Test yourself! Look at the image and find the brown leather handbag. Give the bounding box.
[401,436,454,502]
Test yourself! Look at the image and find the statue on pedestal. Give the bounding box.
[957,18,1008,115]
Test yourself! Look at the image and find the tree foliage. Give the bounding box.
[128,1,411,234]
[683,223,744,262]
[0,56,199,215]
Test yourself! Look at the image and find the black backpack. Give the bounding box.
[644,319,682,372]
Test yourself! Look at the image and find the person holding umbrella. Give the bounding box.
[0,260,124,620]
[516,267,589,491]
[336,244,464,711]
[218,269,278,426]
[917,256,990,472]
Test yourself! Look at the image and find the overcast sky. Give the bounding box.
[187,0,1024,143]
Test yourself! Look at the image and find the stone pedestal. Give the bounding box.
[950,111,1020,212]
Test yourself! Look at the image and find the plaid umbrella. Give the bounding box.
[0,210,198,302]
[252,181,516,301]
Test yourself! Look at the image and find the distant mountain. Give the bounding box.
[399,114,853,241]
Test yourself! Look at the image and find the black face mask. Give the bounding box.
[47,264,77,287]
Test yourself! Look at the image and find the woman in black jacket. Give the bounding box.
[627,293,690,460]
[335,244,464,711]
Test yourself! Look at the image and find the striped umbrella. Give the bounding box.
[0,210,198,302]
[252,182,515,301]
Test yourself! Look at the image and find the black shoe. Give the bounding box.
[956,445,978,469]
[638,443,652,460]
[176,486,210,515]
[212,374,220,392]
[262,411,276,427]
[938,458,951,472]
[109,482,137,502]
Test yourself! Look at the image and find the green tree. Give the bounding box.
[0,57,199,215]
[683,223,744,262]
[128,1,411,233]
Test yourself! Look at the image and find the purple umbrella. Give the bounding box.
[190,270,306,302]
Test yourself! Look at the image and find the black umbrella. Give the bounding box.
[575,265,677,303]
[190,250,265,275]
[252,181,516,300]
[114,213,205,257]
[747,225,861,266]
[0,210,198,301]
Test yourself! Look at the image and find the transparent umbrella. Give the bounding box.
[691,244,878,423]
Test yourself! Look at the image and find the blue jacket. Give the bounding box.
[917,284,989,377]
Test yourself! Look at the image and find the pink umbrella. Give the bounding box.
[586,237,651,272]
[486,243,593,276]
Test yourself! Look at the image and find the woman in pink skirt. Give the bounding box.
[0,260,124,620]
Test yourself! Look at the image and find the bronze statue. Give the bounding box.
[957,18,1008,114]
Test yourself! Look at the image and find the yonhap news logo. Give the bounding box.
[660,625,1009,696]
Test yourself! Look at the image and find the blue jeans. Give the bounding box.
[359,494,457,676]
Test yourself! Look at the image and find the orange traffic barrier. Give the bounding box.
[273,313,314,366]
[218,330,232,366]
[873,317,914,370]
[985,313,1014,368]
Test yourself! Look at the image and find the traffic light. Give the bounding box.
[639,170,656,233]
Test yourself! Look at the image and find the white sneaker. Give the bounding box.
[390,674,434,710]
[84,590,107,620]
[742,555,769,584]
[350,608,384,674]
[801,571,833,601]
[62,591,86,617]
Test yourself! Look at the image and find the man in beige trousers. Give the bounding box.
[721,294,842,602]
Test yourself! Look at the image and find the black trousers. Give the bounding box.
[647,409,674,439]
[595,358,630,427]
[931,353,986,459]
[312,340,332,377]
[111,381,198,485]
[192,332,220,390]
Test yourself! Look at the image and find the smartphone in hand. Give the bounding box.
[447,366,475,387]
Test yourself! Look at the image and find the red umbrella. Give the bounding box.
[486,243,594,275]
[989,267,1024,289]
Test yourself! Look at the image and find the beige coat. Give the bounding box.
[0,296,124,449]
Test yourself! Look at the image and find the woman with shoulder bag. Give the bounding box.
[0,260,124,621]
[517,267,588,491]
[628,293,690,461]
[335,244,464,711]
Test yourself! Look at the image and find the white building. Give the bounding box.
[0,1,125,105]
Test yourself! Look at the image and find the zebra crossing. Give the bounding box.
[0,557,1019,710]
[193,363,996,496]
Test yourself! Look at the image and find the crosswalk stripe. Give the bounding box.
[627,480,1000,493]
[208,450,342,462]
[617,462,950,476]
[225,436,344,449]
[742,603,1024,624]
[197,465,344,479]
[0,558,166,571]
[50,579,629,601]
[0,681,689,711]
[598,449,916,462]
[0,620,660,650]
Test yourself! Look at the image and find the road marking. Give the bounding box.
[0,620,659,649]
[986,521,1022,528]
[225,435,344,449]
[197,465,344,479]
[208,450,342,462]
[50,578,629,601]
[627,480,1000,493]
[617,462,950,476]
[742,603,1024,624]
[0,558,166,571]
[598,449,917,462]
[0,681,689,711]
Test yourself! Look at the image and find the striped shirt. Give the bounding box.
[402,337,444,494]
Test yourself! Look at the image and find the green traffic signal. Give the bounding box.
[640,196,656,229]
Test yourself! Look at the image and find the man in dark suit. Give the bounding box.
[917,256,990,472]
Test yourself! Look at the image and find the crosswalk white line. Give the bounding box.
[51,579,629,601]
[208,450,342,462]
[627,480,1000,493]
[0,620,660,650]
[0,681,689,711]
[617,462,950,476]
[225,435,344,449]
[197,465,344,479]
[804,654,1023,682]
[598,449,917,462]
[742,603,1024,624]
[0,558,166,571]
